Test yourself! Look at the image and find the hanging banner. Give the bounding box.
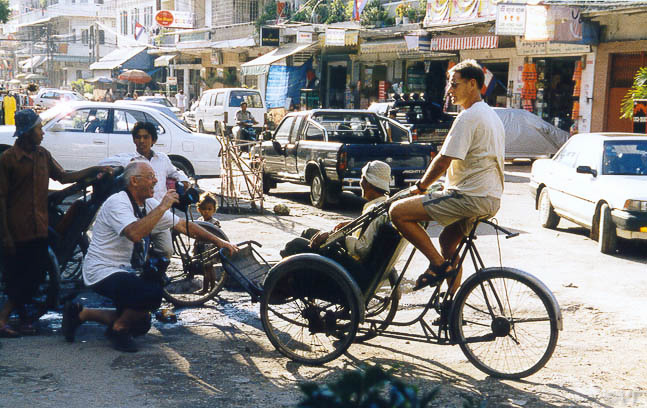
[495,3,526,36]
[265,60,312,109]
[424,0,499,28]
[430,35,498,51]
[524,5,583,42]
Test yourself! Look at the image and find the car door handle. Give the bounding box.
[93,140,106,145]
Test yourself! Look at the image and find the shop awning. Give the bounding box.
[430,35,498,51]
[211,37,256,49]
[20,55,47,70]
[360,39,408,54]
[240,42,317,76]
[154,54,176,67]
[90,46,147,70]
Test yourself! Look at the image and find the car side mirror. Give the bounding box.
[49,123,65,132]
[576,165,597,177]
[263,131,273,141]
[272,140,284,155]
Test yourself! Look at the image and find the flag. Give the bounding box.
[134,21,145,40]
[353,0,369,21]
[481,66,495,96]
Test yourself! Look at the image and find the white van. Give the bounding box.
[193,88,266,135]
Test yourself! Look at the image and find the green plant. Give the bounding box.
[256,0,279,31]
[0,0,10,23]
[361,0,389,27]
[296,365,440,408]
[70,79,85,94]
[395,2,409,18]
[325,0,350,24]
[621,66,647,119]
[407,5,418,21]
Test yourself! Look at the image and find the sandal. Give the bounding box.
[413,261,456,291]
[0,324,20,338]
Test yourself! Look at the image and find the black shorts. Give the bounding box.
[91,272,162,313]
[1,238,50,307]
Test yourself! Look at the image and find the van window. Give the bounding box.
[215,93,225,106]
[199,94,210,106]
[229,91,263,108]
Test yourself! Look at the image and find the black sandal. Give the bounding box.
[413,261,456,291]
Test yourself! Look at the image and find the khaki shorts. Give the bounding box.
[422,190,500,236]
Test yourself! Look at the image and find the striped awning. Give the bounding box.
[430,35,498,51]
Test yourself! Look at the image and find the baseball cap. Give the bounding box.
[13,109,42,138]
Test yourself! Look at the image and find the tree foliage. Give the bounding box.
[620,67,647,119]
[0,0,10,24]
[360,0,392,27]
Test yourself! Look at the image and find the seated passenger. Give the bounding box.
[280,160,392,265]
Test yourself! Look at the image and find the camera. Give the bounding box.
[141,254,170,285]
[172,181,200,212]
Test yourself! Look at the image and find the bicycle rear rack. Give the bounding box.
[219,241,271,302]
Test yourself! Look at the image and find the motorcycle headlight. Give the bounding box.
[624,200,647,212]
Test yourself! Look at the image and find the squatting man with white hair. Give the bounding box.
[62,160,239,352]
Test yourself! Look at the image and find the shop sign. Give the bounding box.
[167,76,177,86]
[634,100,647,134]
[297,31,313,44]
[516,37,590,55]
[155,10,193,29]
[495,4,526,36]
[261,27,280,47]
[325,29,345,46]
[430,35,498,51]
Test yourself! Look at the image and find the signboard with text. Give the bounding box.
[515,37,590,55]
[261,27,280,47]
[495,4,526,36]
[155,10,193,29]
[325,29,346,46]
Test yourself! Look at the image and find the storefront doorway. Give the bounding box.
[535,57,578,131]
[607,52,647,132]
[327,62,347,108]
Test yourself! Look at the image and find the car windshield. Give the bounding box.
[40,104,71,126]
[144,97,173,107]
[229,91,263,108]
[311,113,384,143]
[602,140,647,175]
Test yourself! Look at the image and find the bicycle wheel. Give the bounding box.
[59,238,89,282]
[162,229,228,307]
[355,268,400,342]
[260,262,360,365]
[451,267,559,379]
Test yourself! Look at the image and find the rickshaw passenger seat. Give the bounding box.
[358,222,407,294]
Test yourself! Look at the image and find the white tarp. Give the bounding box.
[493,108,569,159]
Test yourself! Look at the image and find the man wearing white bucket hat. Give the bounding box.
[281,160,392,261]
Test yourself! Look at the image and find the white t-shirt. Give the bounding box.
[82,191,179,286]
[175,93,187,108]
[440,101,505,198]
[100,151,189,202]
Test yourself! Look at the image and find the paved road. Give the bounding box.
[1,164,646,407]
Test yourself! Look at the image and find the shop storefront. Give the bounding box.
[319,28,359,109]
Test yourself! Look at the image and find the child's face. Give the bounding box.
[198,203,216,220]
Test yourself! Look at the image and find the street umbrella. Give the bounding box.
[118,69,151,84]
[87,76,114,84]
[25,73,47,80]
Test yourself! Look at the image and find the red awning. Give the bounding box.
[430,35,498,51]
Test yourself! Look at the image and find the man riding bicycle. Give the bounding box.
[389,59,505,293]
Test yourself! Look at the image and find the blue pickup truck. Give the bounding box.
[253,109,436,208]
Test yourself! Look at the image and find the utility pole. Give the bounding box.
[46,23,53,85]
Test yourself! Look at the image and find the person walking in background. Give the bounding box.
[3,93,16,125]
[175,89,187,114]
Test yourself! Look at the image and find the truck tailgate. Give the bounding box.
[341,143,435,191]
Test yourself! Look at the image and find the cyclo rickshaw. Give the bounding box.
[218,188,563,379]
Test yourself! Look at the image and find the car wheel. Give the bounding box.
[262,172,275,194]
[310,171,328,209]
[198,120,205,133]
[171,158,194,178]
[598,203,618,254]
[538,189,560,229]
